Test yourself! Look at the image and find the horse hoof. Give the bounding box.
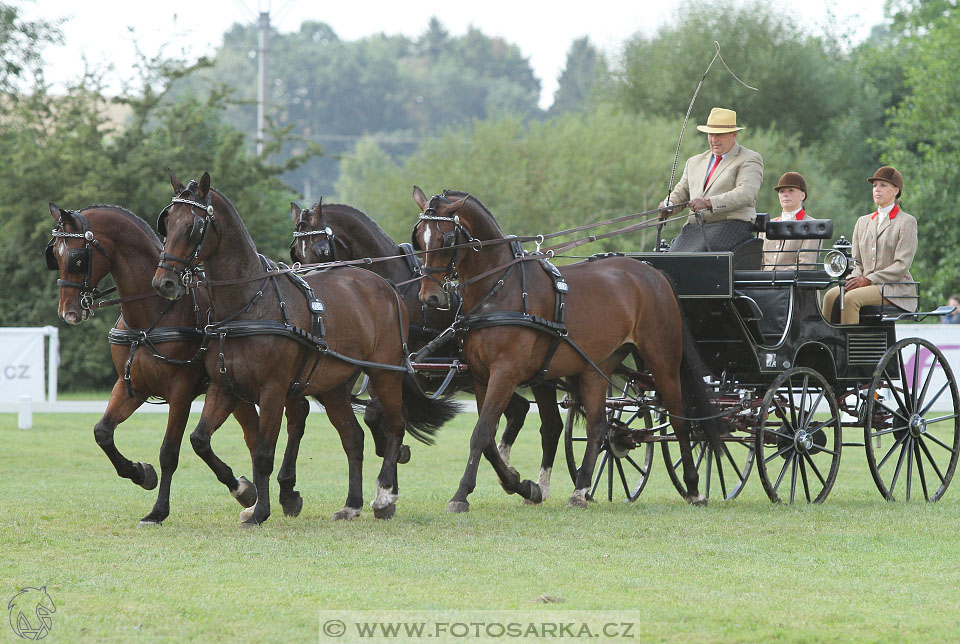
[446,501,469,514]
[137,463,158,491]
[687,494,708,507]
[566,494,589,510]
[521,480,543,505]
[282,493,304,517]
[138,518,162,527]
[332,507,361,521]
[239,505,256,522]
[239,519,260,529]
[233,476,258,507]
[398,444,411,464]
[373,503,396,520]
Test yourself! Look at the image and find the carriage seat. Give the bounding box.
[731,270,829,344]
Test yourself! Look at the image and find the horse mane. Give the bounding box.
[441,190,506,238]
[322,203,395,242]
[81,204,163,251]
[209,187,259,253]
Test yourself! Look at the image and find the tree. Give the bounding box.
[549,37,610,116]
[882,2,960,304]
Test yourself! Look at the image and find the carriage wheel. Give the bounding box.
[864,338,960,501]
[660,403,755,502]
[563,361,655,502]
[755,367,842,504]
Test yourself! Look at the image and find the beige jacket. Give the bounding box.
[668,143,764,226]
[850,205,918,311]
[761,210,821,269]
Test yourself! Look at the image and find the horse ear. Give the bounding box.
[49,203,63,222]
[446,196,468,213]
[168,168,186,194]
[199,172,211,198]
[412,186,428,211]
[290,202,302,223]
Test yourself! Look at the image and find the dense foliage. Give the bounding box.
[5,0,960,392]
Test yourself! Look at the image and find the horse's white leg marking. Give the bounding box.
[371,484,398,510]
[537,466,552,500]
[497,441,512,466]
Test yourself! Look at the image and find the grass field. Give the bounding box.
[2,409,960,643]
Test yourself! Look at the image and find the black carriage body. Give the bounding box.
[628,252,897,388]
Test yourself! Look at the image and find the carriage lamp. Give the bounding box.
[823,250,849,278]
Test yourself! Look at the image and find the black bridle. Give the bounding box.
[289,209,347,264]
[45,210,114,313]
[410,193,478,304]
[155,182,218,287]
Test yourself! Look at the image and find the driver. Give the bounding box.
[659,107,764,252]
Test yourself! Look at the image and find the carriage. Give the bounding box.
[551,218,960,505]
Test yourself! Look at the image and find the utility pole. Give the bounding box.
[256,10,270,155]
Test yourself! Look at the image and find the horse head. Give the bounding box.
[46,203,114,325]
[152,170,220,300]
[289,198,341,264]
[411,186,475,309]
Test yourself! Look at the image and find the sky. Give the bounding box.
[20,0,888,109]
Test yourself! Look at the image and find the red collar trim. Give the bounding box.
[796,209,806,220]
[871,204,899,220]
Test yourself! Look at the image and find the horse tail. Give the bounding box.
[401,372,461,445]
[663,274,724,446]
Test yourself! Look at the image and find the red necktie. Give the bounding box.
[703,155,720,188]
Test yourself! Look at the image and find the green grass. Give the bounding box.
[2,410,960,643]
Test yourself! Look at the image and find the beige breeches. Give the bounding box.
[821,284,884,324]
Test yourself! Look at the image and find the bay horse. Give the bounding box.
[411,188,721,511]
[288,200,563,500]
[152,172,457,524]
[44,204,309,525]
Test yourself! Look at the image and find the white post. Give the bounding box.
[45,326,58,402]
[18,395,32,429]
[256,10,270,155]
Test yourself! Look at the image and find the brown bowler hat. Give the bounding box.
[867,166,903,196]
[696,107,745,133]
[774,171,807,195]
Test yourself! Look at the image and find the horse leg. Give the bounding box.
[320,386,365,521]
[227,402,261,510]
[450,375,542,513]
[139,383,196,526]
[93,381,155,490]
[568,373,609,509]
[364,391,411,465]
[189,388,256,514]
[496,392,530,466]
[365,371,404,520]
[524,385,562,504]
[242,393,286,526]
[277,396,308,517]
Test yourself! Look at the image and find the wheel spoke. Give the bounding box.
[798,375,810,427]
[800,457,812,503]
[906,434,915,501]
[919,382,951,417]
[787,379,799,429]
[897,348,915,415]
[889,436,910,497]
[914,440,929,501]
[922,431,957,454]
[789,453,798,504]
[875,394,912,425]
[624,454,649,477]
[916,354,939,412]
[590,452,609,499]
[917,437,946,485]
[877,432,909,470]
[870,423,910,439]
[764,426,796,441]
[764,443,795,465]
[772,398,796,432]
[802,452,827,486]
[773,450,793,491]
[803,387,826,429]
[616,458,632,499]
[911,345,921,411]
[607,449,614,501]
[882,373,911,420]
[705,445,713,498]
[721,442,746,482]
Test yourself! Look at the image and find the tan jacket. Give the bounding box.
[668,143,764,226]
[761,210,821,269]
[850,205,918,311]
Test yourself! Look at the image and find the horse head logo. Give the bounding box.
[7,587,56,640]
